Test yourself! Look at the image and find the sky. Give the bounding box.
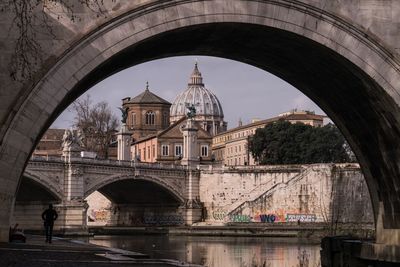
[51,56,326,130]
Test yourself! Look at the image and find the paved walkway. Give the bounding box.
[0,235,201,267]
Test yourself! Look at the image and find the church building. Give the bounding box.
[125,63,226,164]
[170,63,227,135]
[121,82,171,142]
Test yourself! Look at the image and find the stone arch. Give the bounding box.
[1,0,400,244]
[85,174,185,204]
[19,172,62,202]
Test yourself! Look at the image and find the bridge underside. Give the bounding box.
[1,2,400,260]
[16,177,60,203]
[72,22,396,228]
[98,180,181,206]
[94,180,185,226]
[13,177,61,231]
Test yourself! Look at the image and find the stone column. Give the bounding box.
[60,131,88,235]
[117,123,132,161]
[183,170,202,225]
[181,118,199,166]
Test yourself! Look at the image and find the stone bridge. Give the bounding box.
[16,156,201,233]
[2,0,400,264]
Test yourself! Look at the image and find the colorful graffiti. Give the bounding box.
[259,214,276,223]
[211,208,317,224]
[89,210,109,222]
[229,214,252,222]
[286,214,317,222]
[212,210,226,221]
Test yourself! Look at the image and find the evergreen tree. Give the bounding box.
[249,120,351,164]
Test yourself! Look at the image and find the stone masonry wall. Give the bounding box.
[199,164,373,225]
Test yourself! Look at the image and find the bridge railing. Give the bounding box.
[29,155,188,170]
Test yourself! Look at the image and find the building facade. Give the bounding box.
[212,110,325,166]
[132,117,213,164]
[32,128,65,158]
[122,82,171,142]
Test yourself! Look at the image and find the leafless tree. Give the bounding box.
[1,0,111,81]
[72,94,119,158]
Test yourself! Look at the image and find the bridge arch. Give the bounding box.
[1,0,400,244]
[85,174,185,205]
[18,172,62,202]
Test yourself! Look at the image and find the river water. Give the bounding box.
[89,235,321,267]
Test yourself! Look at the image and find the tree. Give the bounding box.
[248,120,351,164]
[71,95,119,159]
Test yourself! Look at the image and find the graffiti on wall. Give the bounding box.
[89,210,109,222]
[286,214,317,222]
[229,214,252,222]
[211,208,316,223]
[212,210,227,221]
[143,214,184,225]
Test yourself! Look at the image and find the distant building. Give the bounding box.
[122,82,171,142]
[212,110,325,166]
[170,63,227,135]
[123,63,225,164]
[32,129,65,157]
[33,128,118,160]
[132,117,213,164]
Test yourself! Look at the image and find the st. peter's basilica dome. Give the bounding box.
[170,63,227,135]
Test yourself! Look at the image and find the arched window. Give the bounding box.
[131,113,136,125]
[145,111,155,125]
[163,112,169,126]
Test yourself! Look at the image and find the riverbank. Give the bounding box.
[88,222,375,241]
[0,234,202,267]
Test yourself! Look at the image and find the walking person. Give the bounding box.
[42,204,58,243]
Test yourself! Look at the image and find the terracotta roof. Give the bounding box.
[128,86,171,105]
[41,128,65,140]
[213,116,281,137]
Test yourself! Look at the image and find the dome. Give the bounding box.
[170,63,227,135]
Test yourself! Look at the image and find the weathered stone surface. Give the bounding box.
[1,0,400,253]
[200,164,373,225]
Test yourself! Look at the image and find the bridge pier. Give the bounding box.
[183,169,203,225]
[58,200,89,235]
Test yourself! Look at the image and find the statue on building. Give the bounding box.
[186,103,196,119]
[118,107,129,124]
[61,129,73,149]
[61,129,84,150]
[76,129,85,148]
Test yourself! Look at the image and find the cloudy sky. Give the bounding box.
[51,56,325,129]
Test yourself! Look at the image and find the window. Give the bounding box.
[163,112,169,126]
[175,144,183,157]
[162,144,169,156]
[147,146,150,159]
[143,148,146,160]
[201,145,208,157]
[152,145,155,157]
[131,113,136,125]
[145,111,155,125]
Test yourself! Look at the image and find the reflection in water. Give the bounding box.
[90,235,320,267]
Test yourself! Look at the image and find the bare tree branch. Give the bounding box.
[1,0,113,82]
[72,95,119,159]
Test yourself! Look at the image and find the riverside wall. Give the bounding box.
[198,164,373,226]
[82,163,373,229]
